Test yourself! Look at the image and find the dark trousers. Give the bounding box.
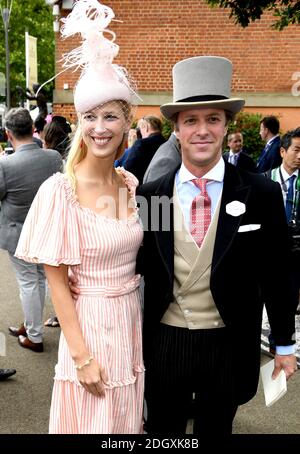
[144,324,238,436]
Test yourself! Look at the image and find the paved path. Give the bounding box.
[0,249,299,435]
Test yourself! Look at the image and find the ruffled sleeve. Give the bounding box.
[15,173,81,266]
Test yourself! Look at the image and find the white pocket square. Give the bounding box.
[238,224,261,233]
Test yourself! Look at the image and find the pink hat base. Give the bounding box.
[74,65,132,113]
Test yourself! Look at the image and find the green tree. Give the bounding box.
[0,0,55,106]
[205,0,300,30]
[226,112,265,161]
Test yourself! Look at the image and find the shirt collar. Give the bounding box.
[178,156,225,184]
[266,135,279,146]
[229,150,241,157]
[280,165,299,182]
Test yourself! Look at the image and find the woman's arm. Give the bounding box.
[44,264,107,397]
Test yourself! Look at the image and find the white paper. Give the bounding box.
[260,359,287,407]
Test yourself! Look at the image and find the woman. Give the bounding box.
[43,117,71,161]
[15,1,144,434]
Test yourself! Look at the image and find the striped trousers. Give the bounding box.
[144,323,238,436]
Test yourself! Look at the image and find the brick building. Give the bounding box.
[53,0,300,131]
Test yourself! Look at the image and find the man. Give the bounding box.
[114,127,140,168]
[223,132,256,172]
[124,115,166,183]
[257,116,281,172]
[0,368,16,381]
[266,127,300,319]
[0,108,62,352]
[137,56,296,436]
[143,130,182,183]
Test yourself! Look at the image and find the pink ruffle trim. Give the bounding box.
[52,172,139,223]
[54,365,145,389]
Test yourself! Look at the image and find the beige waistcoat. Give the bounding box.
[161,183,224,329]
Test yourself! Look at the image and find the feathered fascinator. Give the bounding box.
[60,0,138,113]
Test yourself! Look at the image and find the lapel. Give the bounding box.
[152,167,179,280]
[258,144,268,165]
[223,152,229,162]
[212,161,251,273]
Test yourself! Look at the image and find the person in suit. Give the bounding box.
[114,127,140,168]
[257,116,281,172]
[223,132,256,172]
[124,115,166,183]
[143,131,182,183]
[136,56,297,436]
[0,108,62,352]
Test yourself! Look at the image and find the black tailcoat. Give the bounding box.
[137,159,295,404]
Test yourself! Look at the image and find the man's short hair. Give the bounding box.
[260,116,280,135]
[228,132,243,142]
[5,108,33,139]
[281,127,300,150]
[143,116,163,133]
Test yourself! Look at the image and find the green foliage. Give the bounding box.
[0,0,54,106]
[161,117,173,140]
[205,0,300,30]
[226,112,265,161]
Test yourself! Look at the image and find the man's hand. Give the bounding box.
[272,354,297,380]
[68,269,80,300]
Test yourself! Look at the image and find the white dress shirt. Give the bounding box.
[175,157,224,230]
[228,150,241,165]
[273,165,299,206]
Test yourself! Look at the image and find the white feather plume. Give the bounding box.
[60,0,119,72]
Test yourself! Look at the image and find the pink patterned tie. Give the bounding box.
[190,178,211,248]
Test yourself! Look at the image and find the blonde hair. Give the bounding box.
[65,100,132,190]
[65,122,87,190]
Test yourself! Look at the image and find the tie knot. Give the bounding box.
[192,178,210,191]
[289,175,296,184]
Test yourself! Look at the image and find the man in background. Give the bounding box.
[0,108,62,352]
[223,132,256,172]
[124,115,165,184]
[143,130,182,183]
[257,116,281,172]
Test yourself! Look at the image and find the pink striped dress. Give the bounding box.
[15,170,144,434]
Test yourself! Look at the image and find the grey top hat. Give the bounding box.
[160,56,245,121]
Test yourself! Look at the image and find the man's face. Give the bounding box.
[176,108,228,175]
[281,137,300,174]
[259,123,268,141]
[228,133,243,153]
